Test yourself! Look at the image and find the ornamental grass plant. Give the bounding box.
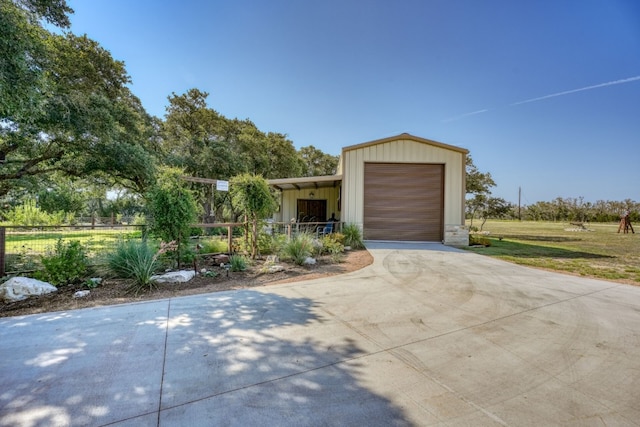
[281,233,314,265]
[341,224,365,249]
[104,240,160,295]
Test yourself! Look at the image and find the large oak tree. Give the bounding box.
[1,0,157,197]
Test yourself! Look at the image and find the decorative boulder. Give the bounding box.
[0,277,57,302]
[73,290,91,298]
[265,255,279,264]
[264,265,285,273]
[303,257,317,265]
[150,270,196,284]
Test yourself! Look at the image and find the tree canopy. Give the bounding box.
[298,145,339,176]
[465,154,495,196]
[1,0,157,197]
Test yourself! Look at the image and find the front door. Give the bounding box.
[296,199,327,222]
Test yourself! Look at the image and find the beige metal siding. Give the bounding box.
[363,163,443,241]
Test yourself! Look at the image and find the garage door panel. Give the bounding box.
[364,163,443,241]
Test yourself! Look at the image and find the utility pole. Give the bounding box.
[518,186,522,221]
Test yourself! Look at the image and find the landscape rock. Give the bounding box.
[151,270,196,284]
[0,277,57,302]
[212,254,230,264]
[265,265,285,273]
[73,290,91,298]
[265,255,279,264]
[303,257,316,265]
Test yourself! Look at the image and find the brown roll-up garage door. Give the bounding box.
[363,163,444,241]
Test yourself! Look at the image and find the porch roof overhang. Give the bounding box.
[268,175,342,191]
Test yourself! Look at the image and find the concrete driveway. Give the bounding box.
[2,242,640,426]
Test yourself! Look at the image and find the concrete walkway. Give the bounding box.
[2,243,640,426]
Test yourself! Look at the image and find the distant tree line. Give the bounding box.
[517,198,639,223]
[467,196,639,228]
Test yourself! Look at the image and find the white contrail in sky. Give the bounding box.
[511,75,640,106]
[442,109,489,122]
[443,75,640,122]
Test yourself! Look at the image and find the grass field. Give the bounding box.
[4,228,144,255]
[465,220,640,285]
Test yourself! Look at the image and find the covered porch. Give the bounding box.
[268,175,342,232]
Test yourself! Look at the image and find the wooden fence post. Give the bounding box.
[0,227,5,277]
[227,225,233,254]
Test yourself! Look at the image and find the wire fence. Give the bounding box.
[0,225,146,276]
[0,220,341,276]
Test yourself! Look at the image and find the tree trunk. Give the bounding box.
[251,217,258,259]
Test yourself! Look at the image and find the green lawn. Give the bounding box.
[5,228,144,255]
[465,220,640,285]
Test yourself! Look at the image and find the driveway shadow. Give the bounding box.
[0,290,412,426]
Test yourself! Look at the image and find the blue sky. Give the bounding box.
[65,0,640,204]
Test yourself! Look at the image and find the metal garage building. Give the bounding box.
[269,133,469,246]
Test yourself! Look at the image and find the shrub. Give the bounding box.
[198,238,228,254]
[342,224,365,249]
[321,233,345,263]
[234,220,282,256]
[469,234,491,247]
[3,199,66,226]
[229,254,248,272]
[147,167,199,268]
[36,239,89,285]
[104,240,160,294]
[258,230,287,255]
[281,233,314,265]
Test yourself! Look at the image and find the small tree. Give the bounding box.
[230,174,278,259]
[469,196,511,231]
[146,167,198,268]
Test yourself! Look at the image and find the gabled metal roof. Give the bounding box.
[342,132,469,154]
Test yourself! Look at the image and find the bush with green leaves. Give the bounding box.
[3,199,66,226]
[198,238,228,254]
[36,239,89,285]
[147,167,199,268]
[341,224,365,249]
[258,227,288,255]
[229,255,248,272]
[281,233,314,265]
[469,234,491,247]
[230,174,278,259]
[321,233,345,263]
[233,220,284,257]
[103,239,161,294]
